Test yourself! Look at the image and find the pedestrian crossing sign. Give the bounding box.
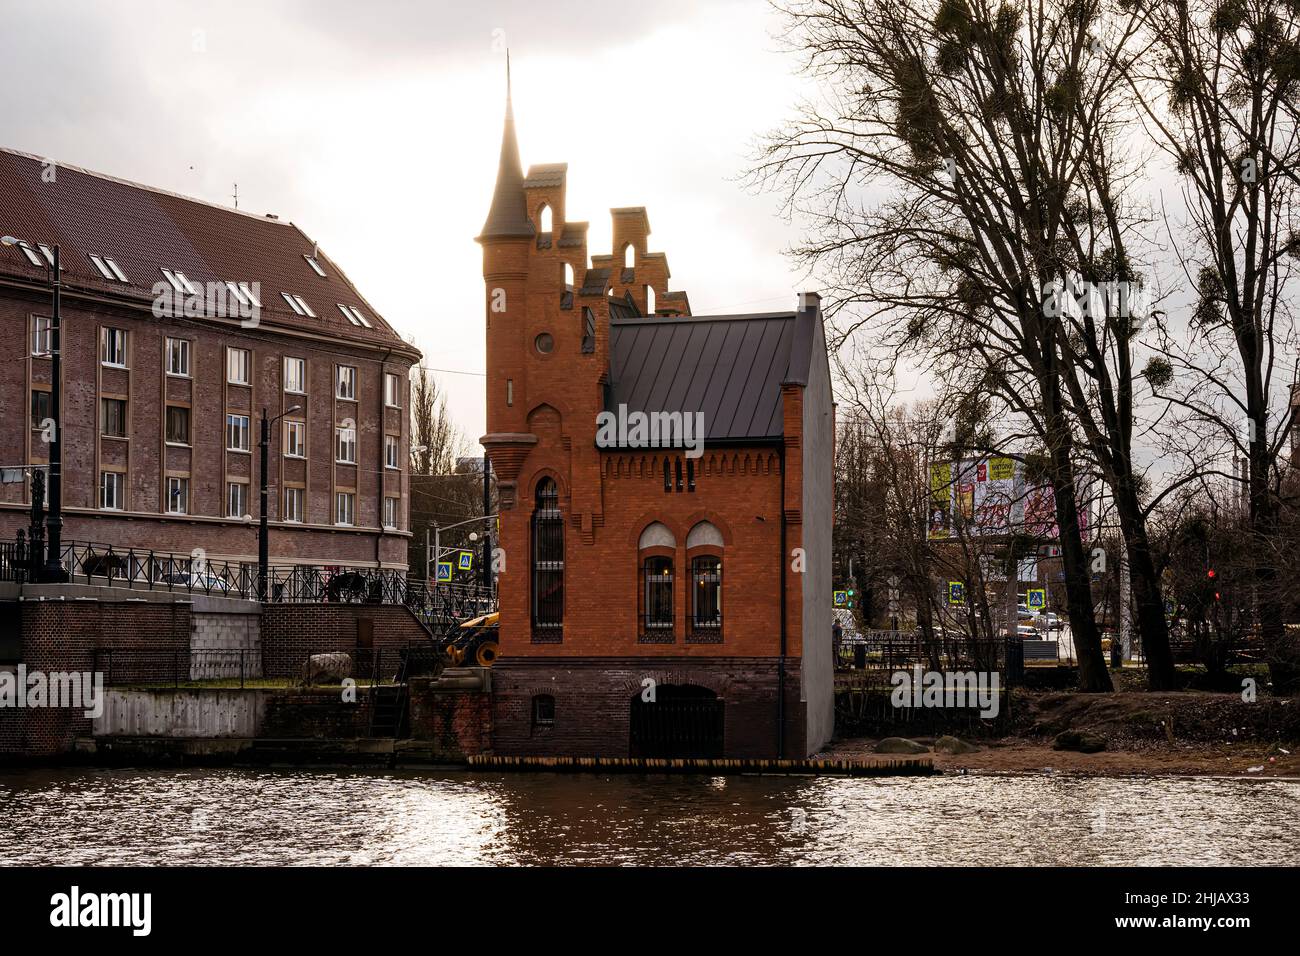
[948,581,965,605]
[1027,588,1046,610]
[457,551,474,571]
[436,561,453,582]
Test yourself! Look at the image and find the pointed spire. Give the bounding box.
[477,51,535,242]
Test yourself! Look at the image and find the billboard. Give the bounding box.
[927,456,1090,541]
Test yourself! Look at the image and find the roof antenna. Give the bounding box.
[232,182,239,209]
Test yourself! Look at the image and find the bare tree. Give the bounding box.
[750,0,1188,688]
[410,366,466,476]
[1131,0,1300,689]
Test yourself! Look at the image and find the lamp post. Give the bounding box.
[2,237,65,582]
[258,404,300,601]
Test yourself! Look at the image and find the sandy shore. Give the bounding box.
[822,737,1300,777]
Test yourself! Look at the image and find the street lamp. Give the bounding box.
[3,236,65,582]
[257,404,301,600]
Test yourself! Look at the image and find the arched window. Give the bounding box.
[691,556,722,640]
[538,203,553,233]
[563,262,575,288]
[623,243,635,268]
[687,521,723,642]
[638,522,676,643]
[531,478,564,640]
[646,284,656,314]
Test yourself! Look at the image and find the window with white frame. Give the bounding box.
[304,255,327,277]
[284,486,304,523]
[385,372,400,407]
[166,476,189,515]
[31,315,51,356]
[89,254,129,283]
[226,347,250,385]
[335,492,355,526]
[166,337,190,376]
[384,434,400,469]
[284,419,306,458]
[336,425,357,463]
[335,365,356,400]
[226,413,250,452]
[226,481,248,519]
[383,496,399,530]
[101,327,127,367]
[337,304,372,328]
[281,292,316,317]
[100,471,124,511]
[161,269,199,295]
[284,356,306,393]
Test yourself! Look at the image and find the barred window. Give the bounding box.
[531,478,564,639]
[691,556,722,640]
[642,556,674,638]
[531,694,555,729]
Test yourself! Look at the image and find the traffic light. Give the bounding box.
[1207,568,1216,579]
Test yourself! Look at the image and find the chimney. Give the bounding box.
[798,291,821,312]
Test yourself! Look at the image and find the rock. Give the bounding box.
[302,652,352,685]
[873,736,929,754]
[1051,730,1107,753]
[934,735,981,754]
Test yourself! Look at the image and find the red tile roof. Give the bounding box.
[0,147,417,357]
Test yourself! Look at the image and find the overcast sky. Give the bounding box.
[0,0,815,443]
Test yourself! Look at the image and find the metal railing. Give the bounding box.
[14,539,496,616]
[91,646,260,687]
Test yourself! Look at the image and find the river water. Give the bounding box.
[1,768,1296,866]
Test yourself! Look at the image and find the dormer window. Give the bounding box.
[89,254,129,283]
[304,255,327,277]
[338,304,372,328]
[281,292,316,317]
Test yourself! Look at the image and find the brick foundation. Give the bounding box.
[491,657,807,758]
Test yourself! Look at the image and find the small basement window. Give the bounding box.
[531,694,555,729]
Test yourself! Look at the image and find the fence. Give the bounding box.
[839,630,1023,684]
[91,647,260,687]
[8,539,495,618]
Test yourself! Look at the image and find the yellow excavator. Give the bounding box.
[443,612,500,667]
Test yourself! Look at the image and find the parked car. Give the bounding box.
[1034,612,1064,632]
[160,571,232,593]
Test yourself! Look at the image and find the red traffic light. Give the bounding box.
[1207,569,1216,579]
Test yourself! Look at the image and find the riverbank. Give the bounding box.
[824,682,1300,777]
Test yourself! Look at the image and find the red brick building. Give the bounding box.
[0,148,420,571]
[477,83,835,758]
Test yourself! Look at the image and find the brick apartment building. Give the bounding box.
[477,81,835,758]
[0,148,420,572]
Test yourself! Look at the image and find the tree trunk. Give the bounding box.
[1112,482,1176,689]
[1046,444,1112,692]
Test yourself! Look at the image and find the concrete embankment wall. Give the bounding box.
[94,689,270,738]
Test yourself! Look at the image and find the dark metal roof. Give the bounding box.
[609,310,816,442]
[608,292,640,321]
